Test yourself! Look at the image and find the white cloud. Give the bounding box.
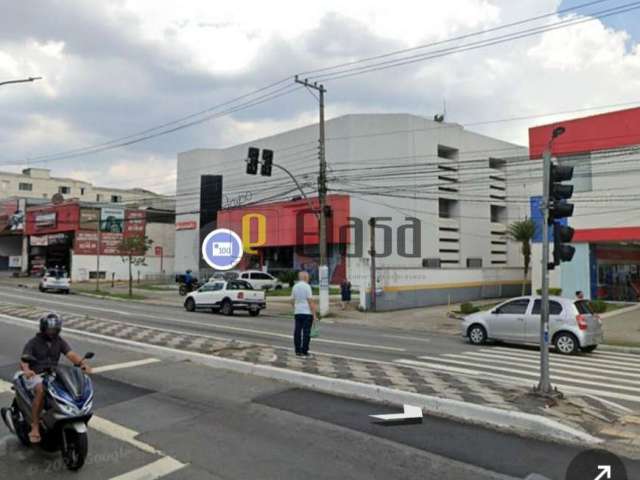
[1,0,639,193]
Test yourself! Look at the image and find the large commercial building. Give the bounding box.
[176,113,530,310]
[524,107,640,301]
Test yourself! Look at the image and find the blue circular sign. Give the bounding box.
[201,228,243,270]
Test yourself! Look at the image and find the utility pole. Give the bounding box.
[536,126,568,397]
[369,218,377,312]
[538,148,552,394]
[96,218,101,292]
[294,75,329,316]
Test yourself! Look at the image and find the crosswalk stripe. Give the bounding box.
[479,347,640,369]
[459,351,640,379]
[413,355,640,394]
[590,350,640,360]
[441,353,640,385]
[486,345,640,363]
[395,359,640,404]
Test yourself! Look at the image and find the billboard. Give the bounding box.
[79,208,100,230]
[100,208,124,233]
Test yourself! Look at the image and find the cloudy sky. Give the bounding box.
[1,0,639,194]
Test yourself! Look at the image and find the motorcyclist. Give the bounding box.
[19,313,92,444]
[184,269,194,290]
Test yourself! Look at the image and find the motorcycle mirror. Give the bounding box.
[21,354,35,364]
[84,352,95,360]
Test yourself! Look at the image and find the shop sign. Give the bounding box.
[124,210,145,236]
[30,235,48,246]
[176,220,197,231]
[47,233,69,245]
[35,212,56,228]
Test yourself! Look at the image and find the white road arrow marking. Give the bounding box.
[595,465,612,480]
[370,404,423,423]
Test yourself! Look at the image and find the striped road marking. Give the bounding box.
[395,346,640,406]
[108,456,185,480]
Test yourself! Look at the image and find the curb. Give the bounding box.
[0,313,602,448]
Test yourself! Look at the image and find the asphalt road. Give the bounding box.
[0,319,527,480]
[2,284,640,409]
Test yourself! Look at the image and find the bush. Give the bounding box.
[278,270,298,287]
[460,302,480,314]
[535,288,562,296]
[590,299,607,314]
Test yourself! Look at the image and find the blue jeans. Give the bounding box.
[294,314,313,354]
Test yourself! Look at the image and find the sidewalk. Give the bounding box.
[0,300,638,457]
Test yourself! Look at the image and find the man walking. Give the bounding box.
[291,271,316,358]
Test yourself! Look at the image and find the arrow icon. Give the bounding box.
[595,465,611,480]
[370,404,423,425]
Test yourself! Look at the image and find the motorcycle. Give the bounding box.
[1,352,95,471]
[178,281,200,296]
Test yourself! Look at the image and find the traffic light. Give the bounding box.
[548,162,575,268]
[246,147,259,175]
[261,149,273,176]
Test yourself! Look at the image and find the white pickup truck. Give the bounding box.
[183,279,266,316]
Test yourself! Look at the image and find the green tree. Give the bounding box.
[118,235,153,297]
[507,218,536,295]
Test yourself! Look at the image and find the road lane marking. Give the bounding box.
[90,415,163,455]
[408,356,640,394]
[92,358,161,373]
[449,352,640,379]
[0,291,133,316]
[0,295,405,353]
[394,359,640,404]
[108,456,186,480]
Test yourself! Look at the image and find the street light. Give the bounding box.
[0,76,43,87]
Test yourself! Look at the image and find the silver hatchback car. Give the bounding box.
[461,296,603,354]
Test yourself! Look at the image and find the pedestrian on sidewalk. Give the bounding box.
[340,278,352,310]
[291,271,316,358]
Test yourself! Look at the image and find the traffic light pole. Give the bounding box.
[537,148,553,395]
[294,75,329,316]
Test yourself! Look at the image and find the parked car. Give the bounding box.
[184,279,266,316]
[460,296,603,355]
[39,269,71,294]
[238,270,283,290]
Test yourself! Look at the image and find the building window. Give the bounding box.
[489,157,506,170]
[1,180,8,191]
[439,198,459,219]
[96,194,103,202]
[58,186,70,194]
[111,195,122,203]
[490,205,507,223]
[80,187,85,195]
[422,258,441,268]
[19,182,33,191]
[466,258,483,268]
[437,145,459,160]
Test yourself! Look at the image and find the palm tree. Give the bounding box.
[507,218,536,295]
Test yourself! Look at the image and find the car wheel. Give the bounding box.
[220,300,233,316]
[39,285,45,292]
[185,298,196,312]
[581,345,598,353]
[554,332,579,355]
[211,308,220,314]
[274,285,282,290]
[468,324,487,345]
[249,309,260,317]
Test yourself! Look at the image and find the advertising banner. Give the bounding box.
[30,235,49,246]
[80,208,100,230]
[100,208,124,233]
[35,212,56,229]
[124,210,145,237]
[9,256,22,268]
[176,220,197,231]
[74,231,99,255]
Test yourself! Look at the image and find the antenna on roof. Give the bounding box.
[433,99,446,123]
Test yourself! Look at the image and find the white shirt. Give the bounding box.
[292,281,313,315]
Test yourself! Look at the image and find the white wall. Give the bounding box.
[71,254,174,282]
